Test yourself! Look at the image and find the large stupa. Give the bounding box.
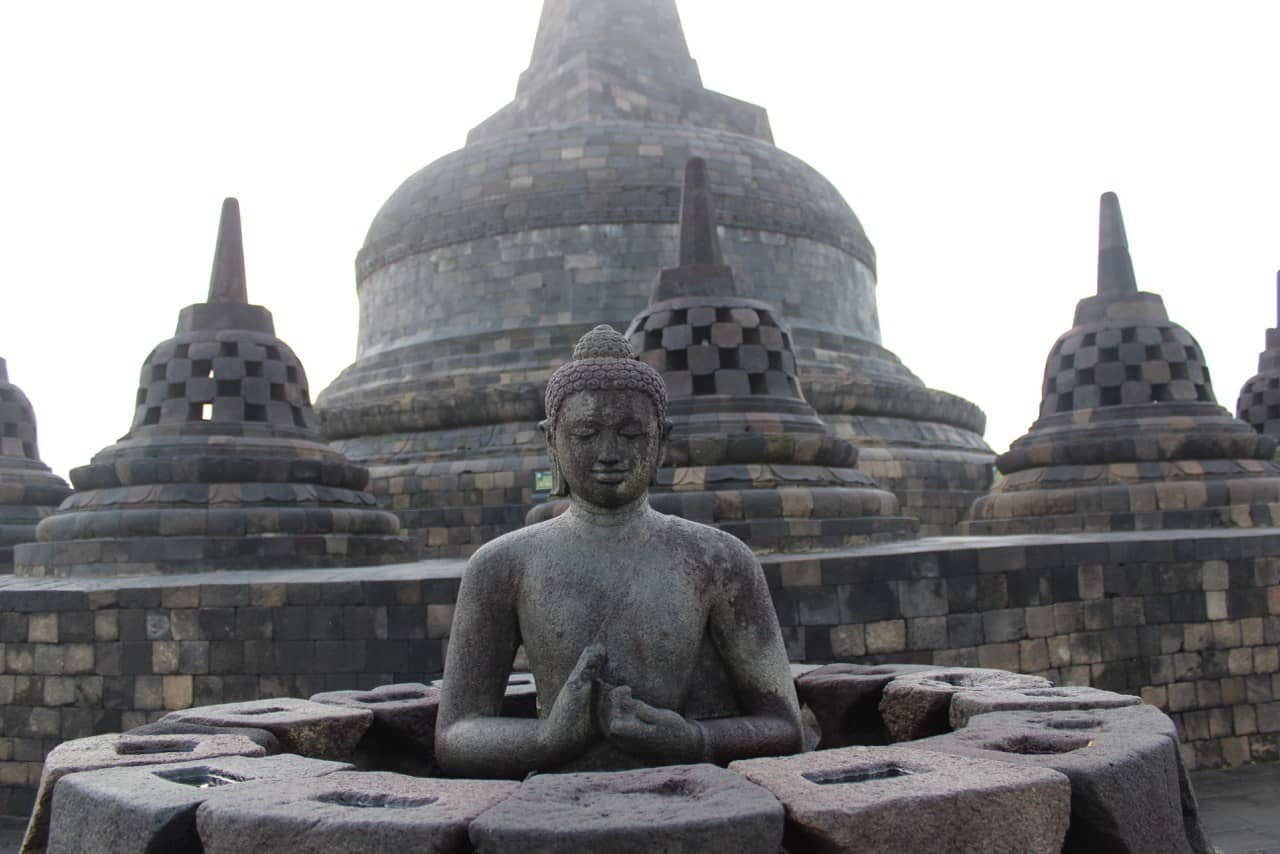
[317,0,993,554]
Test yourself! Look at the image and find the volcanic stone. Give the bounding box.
[949,685,1142,729]
[879,668,1051,741]
[796,663,938,747]
[21,732,265,853]
[910,705,1205,854]
[162,697,372,760]
[197,771,516,854]
[47,754,349,854]
[468,764,784,854]
[730,745,1070,854]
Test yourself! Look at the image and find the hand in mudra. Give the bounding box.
[597,684,704,764]
[538,643,607,759]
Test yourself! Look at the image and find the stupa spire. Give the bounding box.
[651,158,737,302]
[1097,192,1138,298]
[525,0,697,87]
[0,357,7,384]
[678,157,723,268]
[1274,270,1279,328]
[208,197,248,304]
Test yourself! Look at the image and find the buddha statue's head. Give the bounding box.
[541,326,670,508]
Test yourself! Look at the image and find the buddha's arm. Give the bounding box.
[435,550,603,778]
[699,540,805,763]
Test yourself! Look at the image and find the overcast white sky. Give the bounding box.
[3,1,1278,481]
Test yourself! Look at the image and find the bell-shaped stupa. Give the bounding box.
[531,159,919,550]
[1237,272,1280,447]
[317,0,992,556]
[0,359,71,570]
[963,193,1280,534]
[14,200,412,577]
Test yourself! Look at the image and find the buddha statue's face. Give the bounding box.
[547,388,666,509]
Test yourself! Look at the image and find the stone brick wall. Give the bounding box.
[0,563,464,817]
[764,529,1280,772]
[1,527,1277,816]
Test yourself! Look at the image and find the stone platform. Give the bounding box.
[0,526,1276,818]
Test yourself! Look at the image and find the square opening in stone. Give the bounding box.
[115,738,198,756]
[315,791,438,809]
[987,734,1091,755]
[153,766,253,788]
[802,764,915,785]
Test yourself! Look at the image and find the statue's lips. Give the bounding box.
[591,470,630,484]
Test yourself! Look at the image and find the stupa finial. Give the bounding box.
[1097,192,1138,297]
[0,357,7,384]
[208,198,248,304]
[650,158,737,302]
[678,157,723,268]
[1274,270,1279,328]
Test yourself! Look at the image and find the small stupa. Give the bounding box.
[1236,272,1280,447]
[531,159,918,551]
[14,200,412,577]
[963,193,1280,534]
[0,359,71,570]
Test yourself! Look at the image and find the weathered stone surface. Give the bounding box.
[47,754,349,854]
[879,668,1051,741]
[469,764,784,854]
[730,744,1070,853]
[311,683,440,773]
[949,685,1142,729]
[126,719,282,754]
[20,732,264,854]
[311,683,439,749]
[163,697,372,760]
[796,663,937,747]
[911,705,1204,854]
[197,771,516,854]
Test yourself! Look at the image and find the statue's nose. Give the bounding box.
[597,432,621,463]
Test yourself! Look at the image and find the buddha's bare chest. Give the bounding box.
[517,553,713,704]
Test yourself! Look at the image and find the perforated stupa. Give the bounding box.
[963,193,1280,534]
[0,359,70,571]
[14,200,412,576]
[530,158,918,550]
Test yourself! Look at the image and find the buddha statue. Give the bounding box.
[436,326,804,777]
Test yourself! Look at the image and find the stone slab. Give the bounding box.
[47,754,350,854]
[162,697,372,760]
[197,770,516,854]
[796,663,937,747]
[879,667,1052,741]
[468,763,784,854]
[910,705,1200,854]
[730,744,1070,853]
[20,732,265,854]
[311,683,440,774]
[949,685,1142,729]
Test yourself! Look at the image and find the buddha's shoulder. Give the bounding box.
[651,511,757,566]
[464,521,557,576]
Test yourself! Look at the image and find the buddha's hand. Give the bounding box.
[538,643,607,759]
[598,685,705,764]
